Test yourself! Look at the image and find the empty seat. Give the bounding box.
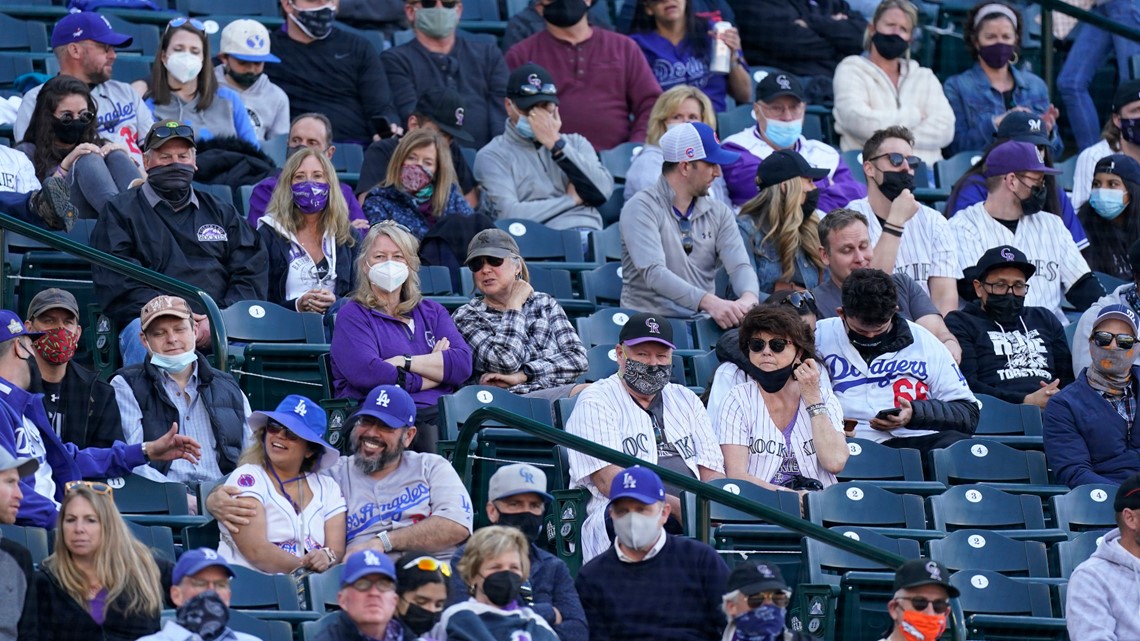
[436,385,553,442]
[1050,483,1118,533]
[928,529,1051,578]
[928,484,1066,543]
[1056,530,1105,579]
[949,569,1067,641]
[837,439,945,496]
[929,438,1063,497]
[598,142,643,181]
[805,482,933,541]
[974,393,1045,449]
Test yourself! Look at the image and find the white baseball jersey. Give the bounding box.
[707,360,835,436]
[565,374,724,562]
[815,317,977,443]
[1071,139,1112,209]
[219,464,346,569]
[949,202,1091,322]
[716,377,845,487]
[0,146,37,194]
[841,198,961,294]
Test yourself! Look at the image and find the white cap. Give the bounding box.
[219,20,280,63]
[659,121,740,165]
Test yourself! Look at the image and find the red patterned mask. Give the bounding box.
[34,327,78,365]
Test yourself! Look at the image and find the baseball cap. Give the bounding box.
[414,87,474,144]
[618,312,676,349]
[0,310,42,341]
[465,229,520,265]
[352,384,417,428]
[507,63,559,111]
[51,12,133,48]
[1115,472,1140,511]
[972,245,1036,281]
[342,549,398,586]
[756,149,829,191]
[1093,303,1139,335]
[727,561,787,594]
[489,463,553,503]
[249,394,338,471]
[1113,79,1140,113]
[892,558,960,598]
[659,122,740,165]
[982,140,1061,178]
[609,466,666,505]
[1094,154,1140,187]
[0,445,38,479]
[994,111,1050,146]
[143,120,196,152]
[140,295,192,331]
[219,19,280,63]
[27,288,79,320]
[755,71,804,103]
[173,548,234,584]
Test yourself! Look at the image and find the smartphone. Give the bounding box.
[371,116,394,139]
[875,407,902,420]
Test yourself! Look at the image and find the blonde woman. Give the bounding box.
[832,0,955,166]
[329,221,473,454]
[36,482,166,641]
[625,86,732,205]
[738,149,828,293]
[257,146,357,314]
[362,129,473,241]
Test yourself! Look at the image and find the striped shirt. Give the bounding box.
[842,197,962,295]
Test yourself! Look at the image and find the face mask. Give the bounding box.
[175,591,231,641]
[762,118,803,149]
[164,51,203,84]
[543,0,589,28]
[734,604,785,641]
[1121,117,1140,146]
[612,510,662,551]
[496,510,545,543]
[147,163,196,208]
[289,2,336,39]
[877,170,915,201]
[415,5,459,38]
[1019,184,1048,214]
[400,163,434,193]
[846,318,899,359]
[292,181,330,214]
[225,66,260,88]
[33,327,78,365]
[1090,188,1128,220]
[872,32,909,60]
[982,292,1024,326]
[51,117,87,145]
[1091,342,1135,376]
[978,42,1016,69]
[621,357,671,396]
[368,261,409,293]
[801,189,820,217]
[755,362,796,394]
[897,609,947,641]
[515,114,535,140]
[150,348,197,375]
[480,570,522,607]
[401,602,441,636]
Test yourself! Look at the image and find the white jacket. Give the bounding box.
[832,55,955,167]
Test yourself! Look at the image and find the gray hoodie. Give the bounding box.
[1066,528,1140,641]
[213,65,291,142]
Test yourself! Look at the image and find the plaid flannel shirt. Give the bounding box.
[453,291,588,394]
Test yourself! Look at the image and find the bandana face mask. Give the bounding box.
[33,327,78,365]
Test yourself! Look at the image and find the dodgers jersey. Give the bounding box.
[841,198,961,294]
[815,317,977,443]
[16,79,154,165]
[949,202,1091,322]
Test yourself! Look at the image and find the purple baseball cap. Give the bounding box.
[982,140,1061,178]
[51,13,133,48]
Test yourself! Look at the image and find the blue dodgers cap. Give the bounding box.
[0,310,42,340]
[983,140,1062,178]
[173,548,234,584]
[660,122,740,166]
[1094,303,1140,335]
[353,384,417,428]
[51,12,133,48]
[342,549,398,586]
[249,394,338,471]
[608,465,666,506]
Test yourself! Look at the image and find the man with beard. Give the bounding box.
[209,384,473,560]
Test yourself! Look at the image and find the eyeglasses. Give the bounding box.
[677,217,694,255]
[415,0,460,7]
[868,152,921,169]
[350,577,396,593]
[402,556,452,577]
[982,281,1029,296]
[1016,174,1047,189]
[166,17,207,32]
[468,256,506,271]
[266,422,301,441]
[65,480,113,497]
[780,290,816,311]
[746,591,790,608]
[57,110,95,126]
[1093,331,1138,350]
[148,124,195,144]
[371,220,413,234]
[747,337,790,354]
[515,82,557,97]
[896,596,951,614]
[185,577,232,591]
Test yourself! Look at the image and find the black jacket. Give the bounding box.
[256,223,357,311]
[946,301,1075,403]
[34,565,165,641]
[731,0,866,77]
[30,361,122,449]
[312,611,413,641]
[193,136,277,192]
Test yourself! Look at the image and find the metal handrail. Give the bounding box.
[451,405,908,568]
[0,213,228,369]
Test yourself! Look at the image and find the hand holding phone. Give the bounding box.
[874,407,902,421]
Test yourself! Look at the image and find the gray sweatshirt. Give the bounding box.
[620,174,759,317]
[213,65,291,142]
[474,119,612,230]
[1066,528,1140,641]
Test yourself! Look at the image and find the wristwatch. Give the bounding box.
[403,354,413,371]
[377,530,394,553]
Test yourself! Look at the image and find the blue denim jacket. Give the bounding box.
[943,63,1063,157]
[737,214,823,294]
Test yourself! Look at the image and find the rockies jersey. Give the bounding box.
[815,317,977,443]
[565,374,724,562]
[949,202,1091,322]
[1071,139,1112,209]
[841,198,961,294]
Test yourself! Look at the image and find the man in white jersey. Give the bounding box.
[816,269,979,454]
[840,125,959,315]
[15,12,154,165]
[565,312,724,562]
[209,384,473,561]
[950,140,1102,322]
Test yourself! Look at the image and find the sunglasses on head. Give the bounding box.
[468,256,506,271]
[403,556,452,577]
[266,421,301,441]
[372,220,413,234]
[1093,331,1137,350]
[166,16,207,32]
[747,337,790,354]
[896,596,951,614]
[66,480,113,497]
[868,152,921,169]
[781,290,816,311]
[516,83,557,97]
[148,124,195,144]
[58,111,95,126]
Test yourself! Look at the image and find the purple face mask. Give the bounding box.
[292,181,330,214]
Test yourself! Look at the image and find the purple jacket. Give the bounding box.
[246,175,367,227]
[330,298,473,406]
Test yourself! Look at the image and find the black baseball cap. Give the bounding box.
[727,561,787,594]
[1114,79,1140,113]
[1094,154,1140,187]
[755,71,804,103]
[893,559,960,598]
[972,245,1036,281]
[618,312,675,349]
[507,63,559,111]
[994,111,1050,146]
[414,87,474,144]
[756,149,829,191]
[1115,472,1140,511]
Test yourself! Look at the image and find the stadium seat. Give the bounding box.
[1094,271,1128,293]
[929,438,1063,498]
[494,219,592,271]
[241,343,330,412]
[0,54,33,88]
[263,135,287,167]
[126,521,177,561]
[103,15,160,56]
[928,528,1051,578]
[805,482,934,541]
[1056,155,1078,193]
[591,224,622,263]
[102,473,208,532]
[574,307,694,349]
[949,569,1067,641]
[835,439,945,496]
[691,317,722,351]
[1056,530,1105,579]
[182,518,222,551]
[690,349,719,391]
[716,104,755,139]
[221,300,326,345]
[598,142,643,182]
[0,523,49,566]
[110,55,154,85]
[304,563,344,613]
[973,393,1045,449]
[580,262,623,308]
[928,484,1066,543]
[579,343,686,385]
[229,611,293,641]
[0,14,49,52]
[1050,483,1118,533]
[596,185,624,227]
[192,182,236,210]
[228,564,318,623]
[436,385,553,442]
[553,395,577,431]
[420,264,468,310]
[843,150,865,183]
[935,150,983,190]
[331,142,364,175]
[175,0,278,16]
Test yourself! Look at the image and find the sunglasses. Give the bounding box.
[677,217,694,255]
[868,152,921,169]
[1093,331,1137,350]
[58,110,95,126]
[416,0,459,6]
[897,596,951,614]
[403,556,452,577]
[148,124,195,144]
[66,480,113,497]
[468,256,506,271]
[166,17,207,32]
[516,82,557,97]
[266,422,301,441]
[781,291,816,311]
[372,220,413,234]
[747,337,790,354]
[350,577,396,593]
[746,591,790,608]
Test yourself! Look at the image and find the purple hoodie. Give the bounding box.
[330,298,473,406]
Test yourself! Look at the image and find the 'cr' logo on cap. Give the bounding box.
[1000,247,1015,261]
[925,561,942,581]
[646,317,661,334]
[520,466,535,484]
[527,73,541,87]
[455,107,465,126]
[777,75,791,90]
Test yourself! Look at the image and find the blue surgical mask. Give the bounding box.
[1090,188,1128,220]
[150,349,197,374]
[516,115,535,140]
[762,118,803,149]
